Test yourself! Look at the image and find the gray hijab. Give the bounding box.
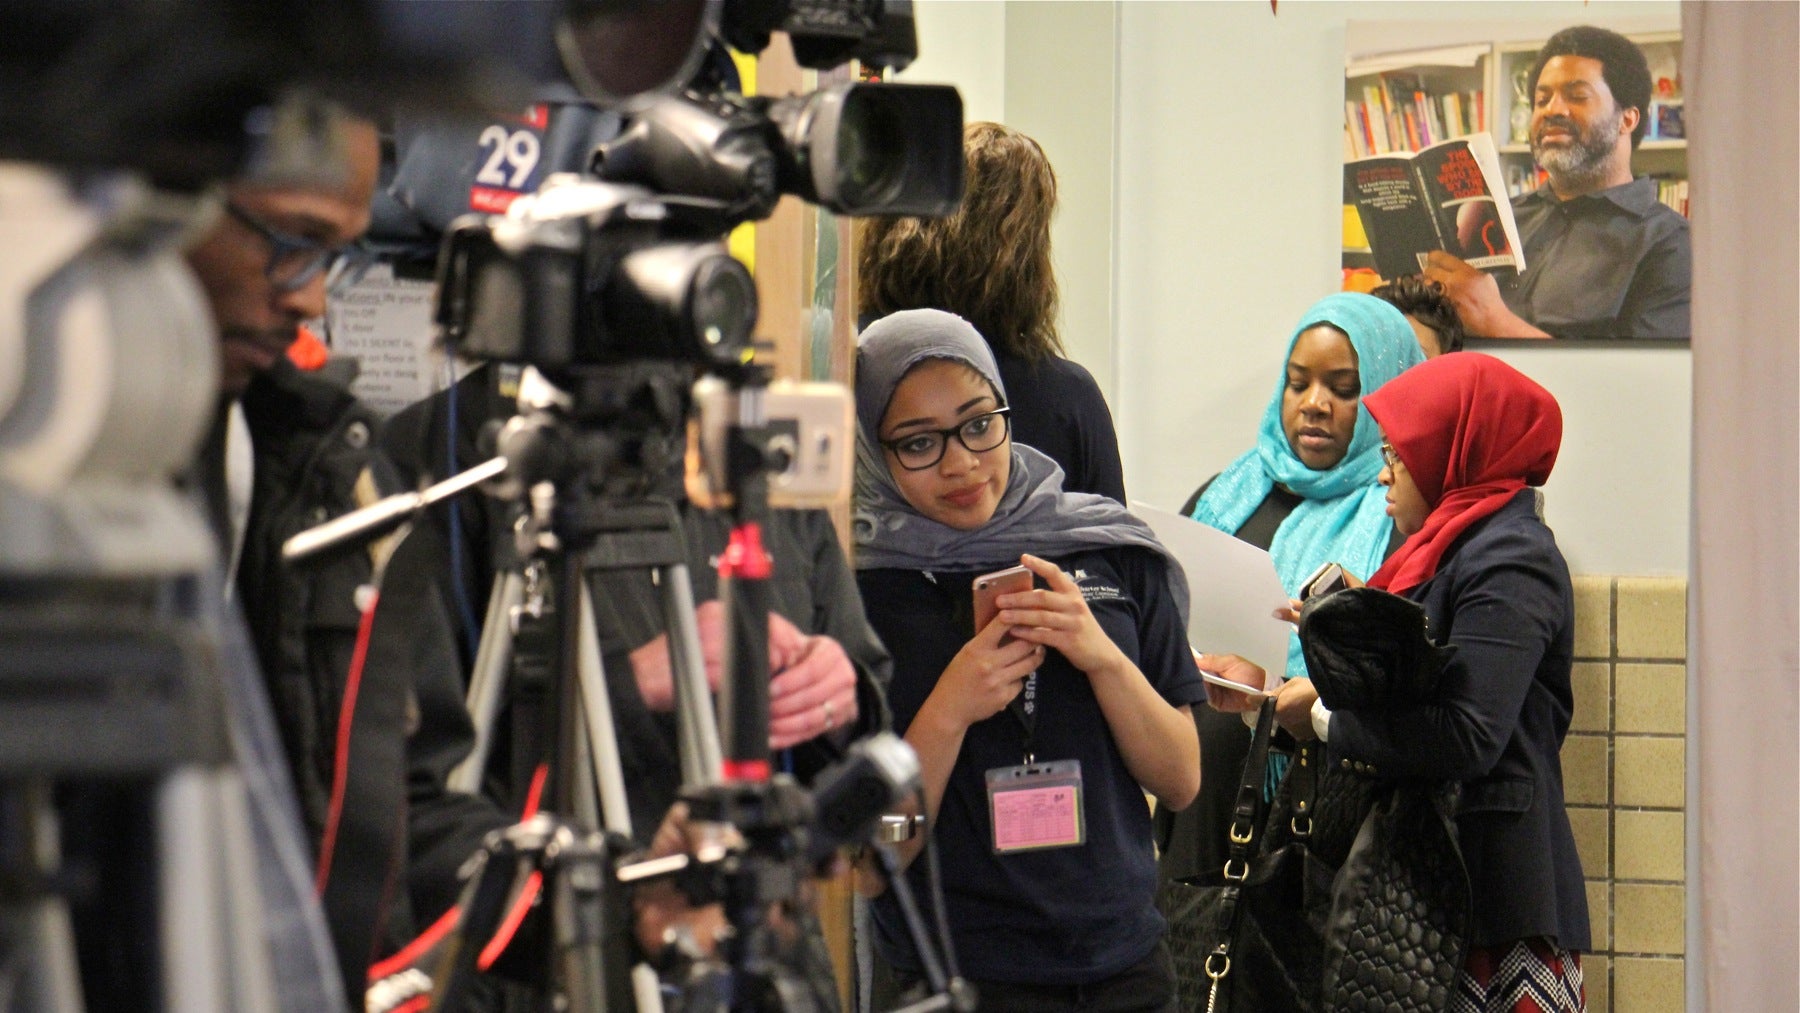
[852,309,1189,619]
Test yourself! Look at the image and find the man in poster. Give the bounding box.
[1424,25,1691,340]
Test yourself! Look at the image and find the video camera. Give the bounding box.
[309,4,971,1012]
[433,9,962,376]
[398,0,961,521]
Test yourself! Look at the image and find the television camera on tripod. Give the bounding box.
[2,1,967,1011]
[280,1,975,1011]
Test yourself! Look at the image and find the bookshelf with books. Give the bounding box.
[1344,44,1489,161]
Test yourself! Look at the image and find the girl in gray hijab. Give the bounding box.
[852,308,1203,1011]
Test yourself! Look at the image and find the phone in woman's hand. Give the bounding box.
[1199,670,1272,699]
[973,564,1034,632]
[1300,561,1348,600]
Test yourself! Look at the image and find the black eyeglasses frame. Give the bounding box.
[225,201,374,296]
[880,407,1013,471]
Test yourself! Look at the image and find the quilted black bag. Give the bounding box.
[1158,699,1332,1013]
[1299,586,1473,1013]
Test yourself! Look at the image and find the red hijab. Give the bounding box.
[1364,353,1562,595]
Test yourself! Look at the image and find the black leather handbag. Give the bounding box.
[1158,699,1332,1013]
[1298,587,1473,1013]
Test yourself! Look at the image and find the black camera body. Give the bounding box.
[436,176,760,371]
[433,77,961,371]
[722,0,921,71]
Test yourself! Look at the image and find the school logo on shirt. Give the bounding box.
[1073,569,1123,604]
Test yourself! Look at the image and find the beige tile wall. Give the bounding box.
[1564,576,1687,1012]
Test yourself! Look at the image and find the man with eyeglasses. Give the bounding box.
[183,102,410,1006]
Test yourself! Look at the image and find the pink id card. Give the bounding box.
[985,759,1085,853]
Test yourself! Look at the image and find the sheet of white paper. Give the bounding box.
[324,263,451,416]
[1132,500,1292,689]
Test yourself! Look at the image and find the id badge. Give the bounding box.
[985,759,1084,854]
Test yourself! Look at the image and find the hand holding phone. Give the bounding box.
[973,564,1034,633]
[1199,670,1272,699]
[1300,561,1349,600]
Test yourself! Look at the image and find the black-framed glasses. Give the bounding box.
[1379,441,1403,471]
[226,202,376,295]
[881,407,1012,471]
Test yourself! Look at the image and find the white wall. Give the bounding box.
[1005,5,1120,398]
[897,2,1008,125]
[904,0,1689,575]
[898,2,1122,395]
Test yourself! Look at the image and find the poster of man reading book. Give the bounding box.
[1344,23,1692,342]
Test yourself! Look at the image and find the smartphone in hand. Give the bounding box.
[973,564,1034,632]
[1199,670,1273,699]
[1300,561,1348,600]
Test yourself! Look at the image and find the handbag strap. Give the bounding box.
[1283,739,1317,841]
[1206,698,1280,996]
[1224,698,1280,870]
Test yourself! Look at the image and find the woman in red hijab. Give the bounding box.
[1283,352,1590,1011]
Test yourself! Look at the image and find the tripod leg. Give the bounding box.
[0,893,84,1013]
[571,582,672,1013]
[450,572,524,794]
[158,767,278,1013]
[574,581,633,839]
[569,718,602,832]
[0,781,83,1013]
[660,564,723,787]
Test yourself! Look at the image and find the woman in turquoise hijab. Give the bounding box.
[1155,291,1424,889]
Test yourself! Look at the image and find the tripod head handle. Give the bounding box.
[282,456,507,566]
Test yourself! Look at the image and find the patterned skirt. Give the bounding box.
[1449,938,1585,1013]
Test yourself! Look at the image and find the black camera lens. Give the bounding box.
[769,82,963,216]
[835,96,905,207]
[688,255,757,362]
[608,241,754,364]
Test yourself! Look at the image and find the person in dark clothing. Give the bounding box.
[186,112,536,1009]
[1424,25,1690,340]
[182,110,405,1008]
[1211,352,1589,1011]
[858,120,1126,502]
[852,309,1201,1011]
[1155,292,1422,903]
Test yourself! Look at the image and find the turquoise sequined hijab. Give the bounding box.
[1190,292,1425,677]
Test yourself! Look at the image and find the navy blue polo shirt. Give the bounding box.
[858,546,1203,985]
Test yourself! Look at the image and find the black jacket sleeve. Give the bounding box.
[1325,520,1566,781]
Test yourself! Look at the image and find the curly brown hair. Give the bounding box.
[856,121,1064,360]
[1371,274,1467,355]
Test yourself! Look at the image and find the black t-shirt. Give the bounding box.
[995,352,1127,503]
[1180,478,1405,558]
[859,547,1203,985]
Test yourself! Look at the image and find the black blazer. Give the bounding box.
[1326,491,1590,950]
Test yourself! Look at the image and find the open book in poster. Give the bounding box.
[1344,132,1525,281]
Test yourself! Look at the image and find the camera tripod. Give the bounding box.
[287,364,964,1013]
[441,496,724,1013]
[0,594,287,1013]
